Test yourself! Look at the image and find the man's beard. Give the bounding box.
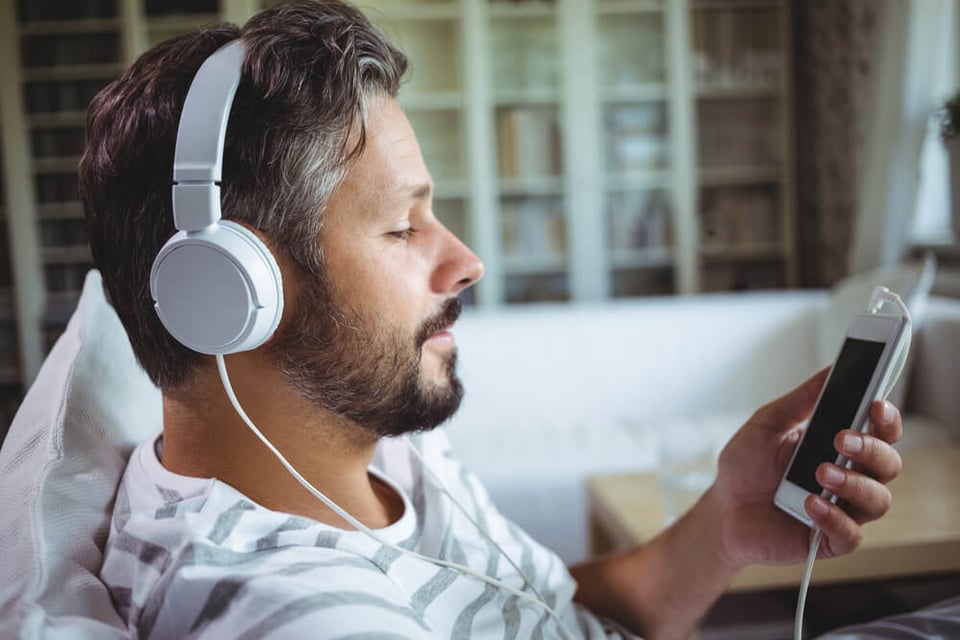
[268,273,464,440]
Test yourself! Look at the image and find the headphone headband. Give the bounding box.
[172,40,245,232]
[152,38,284,355]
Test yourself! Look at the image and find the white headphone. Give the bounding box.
[150,40,283,355]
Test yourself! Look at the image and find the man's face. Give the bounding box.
[269,94,484,439]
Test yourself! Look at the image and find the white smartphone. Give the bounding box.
[774,311,908,527]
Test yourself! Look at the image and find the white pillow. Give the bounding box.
[0,270,160,639]
[817,255,937,409]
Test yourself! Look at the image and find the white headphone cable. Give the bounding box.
[214,355,578,640]
[403,438,547,603]
[793,286,911,640]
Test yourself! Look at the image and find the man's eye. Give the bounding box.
[388,228,415,240]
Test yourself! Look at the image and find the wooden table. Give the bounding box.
[588,447,960,592]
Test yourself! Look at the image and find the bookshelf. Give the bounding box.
[0,0,258,403]
[691,0,796,291]
[493,2,569,303]
[13,0,118,356]
[0,0,46,415]
[0,131,23,439]
[598,0,689,298]
[361,0,795,304]
[0,0,798,402]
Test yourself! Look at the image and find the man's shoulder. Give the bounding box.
[104,438,376,592]
[123,539,431,639]
[103,478,428,638]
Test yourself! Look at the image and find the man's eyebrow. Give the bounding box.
[379,183,431,218]
[407,183,432,201]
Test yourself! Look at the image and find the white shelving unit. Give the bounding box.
[0,134,24,429]
[601,0,700,298]
[362,0,794,305]
[691,0,796,292]
[0,0,260,401]
[0,0,797,397]
[1,0,53,389]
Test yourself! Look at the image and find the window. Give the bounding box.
[910,0,958,243]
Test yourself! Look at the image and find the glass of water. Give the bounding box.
[655,420,720,525]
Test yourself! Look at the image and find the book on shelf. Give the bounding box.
[30,128,85,158]
[500,197,566,261]
[43,327,65,353]
[1,389,24,443]
[701,262,783,293]
[699,185,778,249]
[489,18,558,93]
[597,12,664,88]
[145,0,219,16]
[612,268,674,299]
[505,273,569,305]
[605,105,668,173]
[496,107,562,179]
[0,325,19,365]
[20,33,120,68]
[34,174,80,204]
[607,189,672,251]
[44,263,93,295]
[691,6,782,90]
[25,79,110,114]
[16,0,117,22]
[698,99,780,167]
[407,112,463,182]
[39,218,87,247]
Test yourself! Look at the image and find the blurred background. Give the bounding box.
[0,0,957,436]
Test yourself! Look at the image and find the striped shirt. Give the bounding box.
[100,429,639,639]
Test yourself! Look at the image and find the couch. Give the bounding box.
[445,259,960,563]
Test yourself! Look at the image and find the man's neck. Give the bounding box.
[158,355,404,530]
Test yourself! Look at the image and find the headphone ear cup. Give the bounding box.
[150,220,283,355]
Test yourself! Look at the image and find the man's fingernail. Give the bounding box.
[882,402,896,423]
[823,465,844,487]
[842,433,863,454]
[809,497,830,518]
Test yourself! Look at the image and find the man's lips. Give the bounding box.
[417,298,462,347]
[424,318,457,347]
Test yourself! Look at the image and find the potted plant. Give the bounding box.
[942,93,960,235]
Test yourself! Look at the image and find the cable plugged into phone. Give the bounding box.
[793,286,912,640]
[867,285,907,316]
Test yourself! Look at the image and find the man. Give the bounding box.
[78,1,905,638]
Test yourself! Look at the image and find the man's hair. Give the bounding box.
[78,0,407,390]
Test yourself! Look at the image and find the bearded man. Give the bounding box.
[79,2,906,638]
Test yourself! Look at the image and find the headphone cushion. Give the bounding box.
[150,220,283,355]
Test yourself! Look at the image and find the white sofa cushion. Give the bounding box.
[907,295,960,437]
[0,270,160,639]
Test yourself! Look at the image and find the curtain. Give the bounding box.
[792,0,881,288]
[793,0,957,287]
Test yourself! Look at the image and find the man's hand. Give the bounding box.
[571,370,904,640]
[710,368,904,570]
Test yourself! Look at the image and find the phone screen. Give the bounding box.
[786,337,887,495]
